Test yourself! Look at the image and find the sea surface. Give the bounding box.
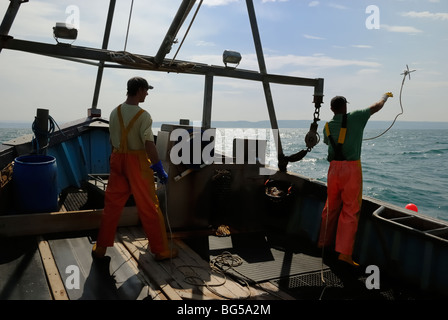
[1,127,447,222]
[297,128,448,222]
[212,127,448,222]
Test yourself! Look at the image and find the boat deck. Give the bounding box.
[1,222,434,301]
[0,178,442,301]
[0,226,298,300]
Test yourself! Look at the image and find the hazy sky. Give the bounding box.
[0,0,447,125]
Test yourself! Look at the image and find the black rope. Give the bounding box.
[31,115,63,154]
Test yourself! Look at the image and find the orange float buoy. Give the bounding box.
[405,203,418,212]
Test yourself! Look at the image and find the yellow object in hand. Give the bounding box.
[382,92,393,101]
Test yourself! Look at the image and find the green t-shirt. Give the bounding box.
[323,108,371,161]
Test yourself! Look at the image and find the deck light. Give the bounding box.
[223,50,241,68]
[53,22,78,43]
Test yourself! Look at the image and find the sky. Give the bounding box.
[0,0,447,125]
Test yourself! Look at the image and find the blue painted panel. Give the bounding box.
[88,129,111,174]
[48,128,111,192]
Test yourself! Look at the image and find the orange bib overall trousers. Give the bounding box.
[318,160,362,256]
[97,106,169,255]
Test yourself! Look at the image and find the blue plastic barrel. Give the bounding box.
[13,155,58,213]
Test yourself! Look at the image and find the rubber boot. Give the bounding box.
[338,253,359,267]
[92,243,107,259]
[154,248,178,261]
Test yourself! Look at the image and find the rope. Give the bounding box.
[363,66,415,141]
[124,0,134,52]
[109,50,195,71]
[169,0,203,65]
[163,183,175,269]
[175,263,233,300]
[170,250,252,300]
[31,115,63,153]
[320,203,329,284]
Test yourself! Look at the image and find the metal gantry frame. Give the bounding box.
[0,0,324,169]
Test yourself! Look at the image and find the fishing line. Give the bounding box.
[320,203,329,285]
[163,182,175,269]
[364,65,415,141]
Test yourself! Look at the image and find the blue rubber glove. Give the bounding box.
[150,160,168,184]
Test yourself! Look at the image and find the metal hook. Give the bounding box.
[401,64,416,80]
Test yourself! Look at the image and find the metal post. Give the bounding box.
[245,0,283,159]
[154,0,195,66]
[314,78,324,105]
[35,108,49,154]
[0,0,27,54]
[89,0,116,117]
[202,74,213,129]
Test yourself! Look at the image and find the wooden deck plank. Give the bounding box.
[120,227,292,300]
[0,207,139,237]
[256,282,296,300]
[48,234,151,300]
[119,227,247,300]
[170,240,238,300]
[120,227,219,300]
[113,238,167,300]
[118,227,183,300]
[158,251,220,300]
[37,236,68,300]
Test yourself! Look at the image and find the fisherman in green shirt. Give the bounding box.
[318,93,392,266]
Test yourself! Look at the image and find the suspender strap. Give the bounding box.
[325,113,347,161]
[117,105,145,153]
[338,113,347,144]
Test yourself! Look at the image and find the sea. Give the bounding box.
[1,126,447,222]
[279,127,448,222]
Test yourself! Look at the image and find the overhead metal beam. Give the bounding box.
[154,0,196,66]
[1,38,322,88]
[0,0,27,35]
[0,0,28,54]
[1,38,111,60]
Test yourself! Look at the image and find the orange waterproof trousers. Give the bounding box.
[96,150,169,254]
[318,160,362,256]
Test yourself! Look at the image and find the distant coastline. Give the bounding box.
[2,120,448,130]
[187,120,447,130]
[210,120,448,130]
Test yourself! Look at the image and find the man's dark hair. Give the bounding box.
[127,77,153,96]
[330,96,348,113]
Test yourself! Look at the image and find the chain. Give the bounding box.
[305,97,322,151]
[279,97,322,171]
